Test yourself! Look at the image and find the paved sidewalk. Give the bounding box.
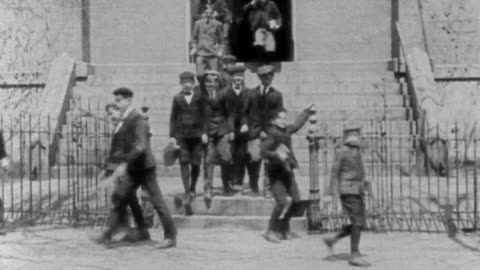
[0,226,479,270]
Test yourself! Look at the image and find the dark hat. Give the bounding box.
[343,124,362,134]
[163,144,180,166]
[179,71,195,80]
[222,55,237,63]
[204,70,221,78]
[257,65,274,75]
[228,65,246,76]
[112,87,134,98]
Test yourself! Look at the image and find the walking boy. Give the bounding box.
[323,125,372,267]
[260,105,315,243]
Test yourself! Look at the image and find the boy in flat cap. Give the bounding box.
[203,70,235,204]
[324,125,372,267]
[260,104,316,242]
[244,64,283,198]
[222,65,255,194]
[169,71,208,202]
[219,55,237,89]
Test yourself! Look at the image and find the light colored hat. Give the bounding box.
[257,65,274,75]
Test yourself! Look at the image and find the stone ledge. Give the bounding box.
[434,64,480,80]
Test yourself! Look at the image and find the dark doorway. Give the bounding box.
[190,0,294,63]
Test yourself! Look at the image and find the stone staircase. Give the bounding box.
[54,60,416,230]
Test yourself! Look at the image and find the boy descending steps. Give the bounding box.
[260,105,315,243]
[169,71,208,201]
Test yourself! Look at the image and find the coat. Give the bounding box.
[260,109,311,181]
[243,0,282,31]
[169,90,208,139]
[108,109,156,172]
[328,145,366,195]
[245,85,283,139]
[223,86,250,140]
[205,89,233,137]
[192,17,224,57]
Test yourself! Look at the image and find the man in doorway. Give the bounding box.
[191,7,225,91]
[243,0,282,61]
[244,64,283,198]
[97,88,177,249]
[194,0,232,54]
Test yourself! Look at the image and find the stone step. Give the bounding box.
[172,215,307,231]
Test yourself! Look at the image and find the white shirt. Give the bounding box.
[233,86,242,96]
[184,93,193,104]
[114,105,135,133]
[261,85,271,96]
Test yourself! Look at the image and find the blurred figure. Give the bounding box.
[219,55,237,89]
[243,0,282,61]
[0,129,9,236]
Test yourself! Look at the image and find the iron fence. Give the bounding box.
[0,105,478,236]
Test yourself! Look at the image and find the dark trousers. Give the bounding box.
[268,174,300,234]
[107,168,177,239]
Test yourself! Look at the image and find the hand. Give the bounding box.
[190,48,197,56]
[217,50,223,58]
[240,125,249,133]
[277,151,288,161]
[201,134,208,144]
[228,132,235,141]
[116,163,127,175]
[169,137,177,146]
[306,104,316,113]
[0,157,9,170]
[260,131,267,139]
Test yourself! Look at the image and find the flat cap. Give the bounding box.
[204,70,221,77]
[112,87,134,98]
[222,55,237,62]
[257,65,274,75]
[343,124,362,134]
[179,71,195,80]
[228,65,246,76]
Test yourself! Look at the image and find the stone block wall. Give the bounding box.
[0,0,82,72]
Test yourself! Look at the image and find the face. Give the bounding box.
[107,107,121,122]
[223,62,235,70]
[232,75,244,88]
[259,73,274,86]
[205,75,220,92]
[273,111,288,128]
[204,9,213,19]
[114,95,131,112]
[180,78,194,93]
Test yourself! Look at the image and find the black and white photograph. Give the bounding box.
[0,0,480,269]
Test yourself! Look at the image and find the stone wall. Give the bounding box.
[401,0,480,65]
[0,0,82,72]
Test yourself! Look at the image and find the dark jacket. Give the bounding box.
[223,86,250,140]
[243,0,282,31]
[328,145,366,195]
[220,70,232,90]
[108,109,156,172]
[169,90,207,139]
[205,89,234,137]
[260,109,311,181]
[245,85,283,139]
[0,130,6,160]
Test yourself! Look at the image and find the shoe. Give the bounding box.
[155,238,176,249]
[282,231,301,240]
[94,232,112,245]
[121,228,151,242]
[263,230,281,243]
[324,237,336,252]
[232,184,243,191]
[204,191,212,209]
[349,253,371,267]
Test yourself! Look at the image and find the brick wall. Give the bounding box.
[0,0,82,72]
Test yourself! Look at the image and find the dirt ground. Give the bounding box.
[0,226,479,270]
